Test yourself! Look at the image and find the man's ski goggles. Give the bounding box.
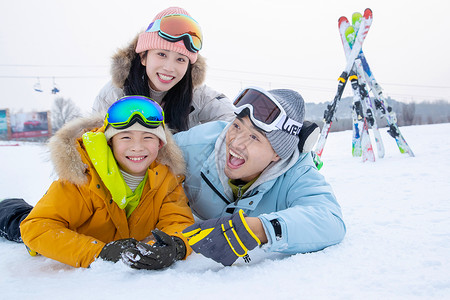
[233,87,303,135]
[104,96,165,130]
[146,14,203,53]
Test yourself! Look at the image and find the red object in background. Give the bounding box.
[23,120,41,127]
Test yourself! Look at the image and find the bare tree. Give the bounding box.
[52,97,82,131]
[402,102,416,126]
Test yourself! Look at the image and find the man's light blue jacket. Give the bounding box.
[174,121,346,254]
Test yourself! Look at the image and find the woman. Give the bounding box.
[94,6,235,132]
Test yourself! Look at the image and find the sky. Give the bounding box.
[1,0,450,114]
[0,123,449,299]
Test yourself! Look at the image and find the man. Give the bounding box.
[175,87,346,266]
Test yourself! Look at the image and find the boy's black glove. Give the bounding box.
[122,229,186,270]
[182,209,261,266]
[98,238,138,263]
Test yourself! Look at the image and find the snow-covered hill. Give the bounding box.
[0,123,449,299]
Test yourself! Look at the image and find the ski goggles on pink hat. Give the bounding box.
[233,87,302,135]
[145,14,203,53]
[104,96,165,130]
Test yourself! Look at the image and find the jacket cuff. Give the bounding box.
[258,214,288,252]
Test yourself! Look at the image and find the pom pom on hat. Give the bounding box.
[136,7,199,63]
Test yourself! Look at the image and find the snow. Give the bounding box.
[0,123,449,299]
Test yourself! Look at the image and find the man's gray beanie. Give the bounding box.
[265,89,305,159]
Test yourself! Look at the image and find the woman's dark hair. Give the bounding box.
[123,52,193,132]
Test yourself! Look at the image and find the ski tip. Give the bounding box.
[338,16,349,26]
[364,8,373,18]
[345,25,356,45]
[345,25,355,34]
[352,12,362,26]
[352,12,362,19]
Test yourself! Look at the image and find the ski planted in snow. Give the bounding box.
[354,60,385,158]
[345,25,366,157]
[344,18,385,158]
[346,11,414,157]
[314,8,373,157]
[358,53,415,156]
[349,69,376,161]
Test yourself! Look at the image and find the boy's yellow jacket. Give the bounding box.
[20,116,194,268]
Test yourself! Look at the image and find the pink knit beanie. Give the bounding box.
[135,7,199,63]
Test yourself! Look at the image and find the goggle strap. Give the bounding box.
[158,32,199,52]
[275,115,303,136]
[146,19,161,32]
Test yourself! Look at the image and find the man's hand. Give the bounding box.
[182,209,261,266]
[121,229,186,270]
[244,217,268,244]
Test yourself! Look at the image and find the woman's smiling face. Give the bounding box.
[141,49,189,92]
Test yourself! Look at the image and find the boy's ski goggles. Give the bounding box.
[146,14,203,53]
[104,96,165,130]
[233,87,303,135]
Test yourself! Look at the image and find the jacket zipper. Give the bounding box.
[200,172,231,204]
[236,185,244,201]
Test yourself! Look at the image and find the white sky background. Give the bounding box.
[1,0,449,114]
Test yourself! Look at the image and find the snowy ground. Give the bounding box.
[0,123,449,299]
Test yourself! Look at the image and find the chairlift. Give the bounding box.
[51,77,60,94]
[33,78,43,92]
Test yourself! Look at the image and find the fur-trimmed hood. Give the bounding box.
[110,33,207,89]
[48,115,186,186]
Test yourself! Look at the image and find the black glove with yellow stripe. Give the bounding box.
[182,209,261,266]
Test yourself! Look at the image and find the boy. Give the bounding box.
[0,96,194,269]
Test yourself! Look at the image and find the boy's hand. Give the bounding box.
[122,229,186,270]
[98,238,138,263]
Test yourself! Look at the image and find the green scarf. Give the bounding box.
[228,177,258,200]
[82,131,147,218]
